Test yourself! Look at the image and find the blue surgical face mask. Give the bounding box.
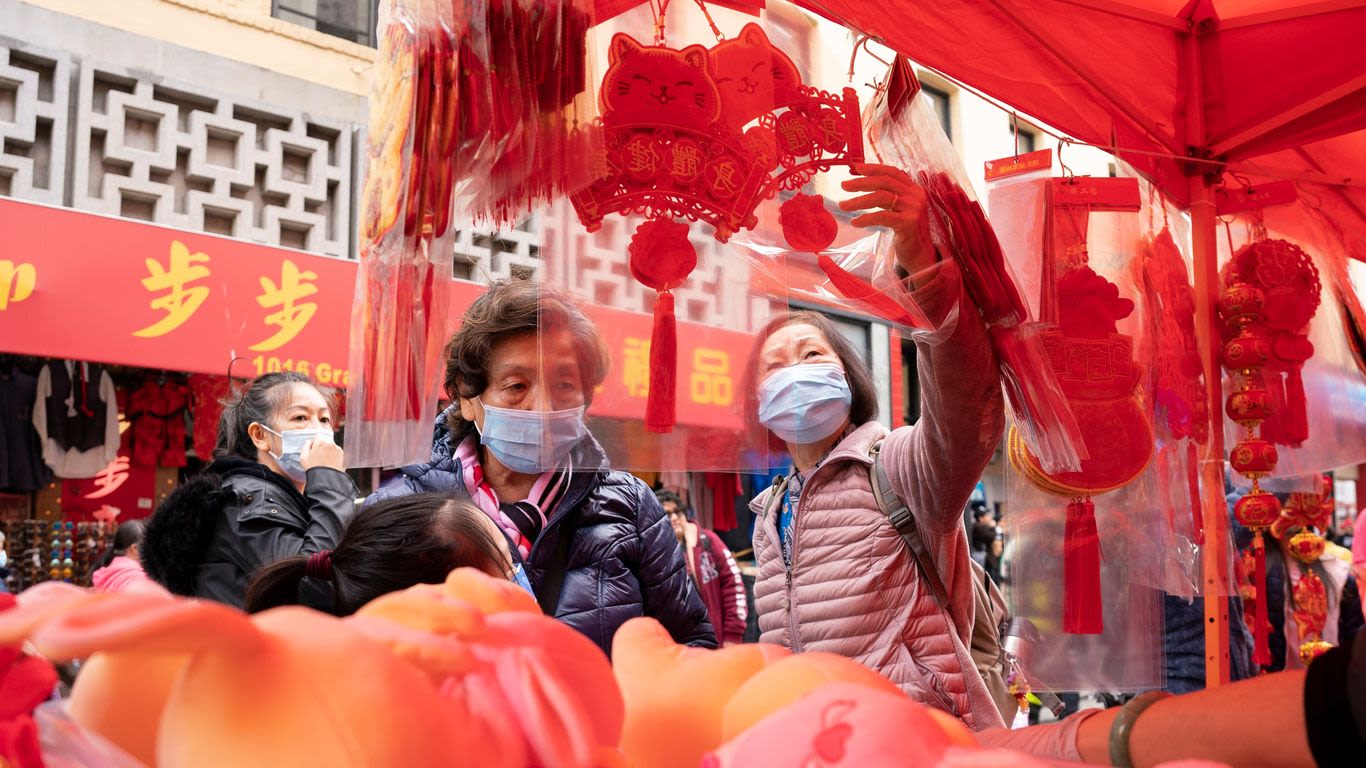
[475,399,586,475]
[757,362,853,445]
[511,563,535,596]
[260,425,334,484]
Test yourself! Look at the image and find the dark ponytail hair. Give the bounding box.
[215,372,332,460]
[94,519,147,571]
[243,493,510,616]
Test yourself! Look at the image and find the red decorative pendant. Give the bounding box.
[571,23,865,431]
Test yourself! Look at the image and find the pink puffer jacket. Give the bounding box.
[751,260,1007,731]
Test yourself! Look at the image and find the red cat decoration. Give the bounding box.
[571,23,864,431]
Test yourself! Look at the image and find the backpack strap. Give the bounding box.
[869,441,950,612]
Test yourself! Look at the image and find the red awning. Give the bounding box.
[790,0,1366,259]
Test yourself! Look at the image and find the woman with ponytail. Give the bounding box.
[91,519,167,596]
[243,493,518,616]
[141,372,358,608]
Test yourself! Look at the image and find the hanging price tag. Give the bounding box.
[985,149,1053,181]
[1050,177,1141,211]
[1215,180,1298,216]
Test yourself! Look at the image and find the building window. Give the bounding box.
[921,84,952,140]
[273,0,379,47]
[1015,129,1037,154]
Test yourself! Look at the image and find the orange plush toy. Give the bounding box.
[24,594,472,768]
[612,618,947,768]
[612,618,790,768]
[1,569,624,768]
[351,568,626,768]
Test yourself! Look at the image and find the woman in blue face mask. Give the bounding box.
[141,372,359,609]
[367,280,716,656]
[743,163,1009,732]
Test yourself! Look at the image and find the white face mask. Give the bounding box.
[757,362,853,444]
[474,399,586,474]
[259,424,334,483]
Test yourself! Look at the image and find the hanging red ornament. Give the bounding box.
[572,22,864,431]
[627,219,696,433]
[1008,179,1149,636]
[779,194,838,252]
[1225,239,1321,447]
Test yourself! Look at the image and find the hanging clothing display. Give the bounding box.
[188,375,231,460]
[31,360,119,479]
[0,364,53,491]
[128,377,190,468]
[704,472,742,532]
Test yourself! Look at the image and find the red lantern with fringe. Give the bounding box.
[1219,276,1280,667]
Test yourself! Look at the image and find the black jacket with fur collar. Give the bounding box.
[142,457,357,608]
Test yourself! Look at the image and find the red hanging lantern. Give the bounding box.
[1219,276,1281,667]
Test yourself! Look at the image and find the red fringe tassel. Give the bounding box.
[1063,498,1104,634]
[1282,365,1309,447]
[645,291,677,434]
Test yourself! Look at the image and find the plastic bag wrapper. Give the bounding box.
[995,172,1180,675]
[1125,173,1205,598]
[866,85,1084,474]
[1216,210,1366,479]
[346,0,456,467]
[35,702,147,768]
[1002,476,1167,693]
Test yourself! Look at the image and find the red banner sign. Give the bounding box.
[0,198,751,430]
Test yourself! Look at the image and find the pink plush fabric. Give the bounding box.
[91,557,169,597]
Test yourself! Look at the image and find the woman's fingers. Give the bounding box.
[837,190,900,212]
[849,210,906,230]
[849,162,914,182]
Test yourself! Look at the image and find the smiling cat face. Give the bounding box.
[601,35,721,131]
[710,23,802,132]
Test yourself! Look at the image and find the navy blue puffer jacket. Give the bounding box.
[367,407,716,655]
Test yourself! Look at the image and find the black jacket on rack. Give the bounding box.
[142,457,357,608]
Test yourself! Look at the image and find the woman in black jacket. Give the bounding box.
[368,279,715,655]
[142,371,357,608]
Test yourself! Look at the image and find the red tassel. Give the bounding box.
[645,291,677,433]
[816,253,920,327]
[1063,498,1104,634]
[1187,441,1204,545]
[1282,365,1309,446]
[1252,531,1271,667]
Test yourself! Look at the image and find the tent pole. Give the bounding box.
[1191,173,1231,689]
[1184,25,1232,689]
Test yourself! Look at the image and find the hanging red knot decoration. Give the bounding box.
[1224,239,1321,447]
[572,23,864,431]
[1133,227,1209,543]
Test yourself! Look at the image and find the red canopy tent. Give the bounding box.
[786,0,1366,685]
